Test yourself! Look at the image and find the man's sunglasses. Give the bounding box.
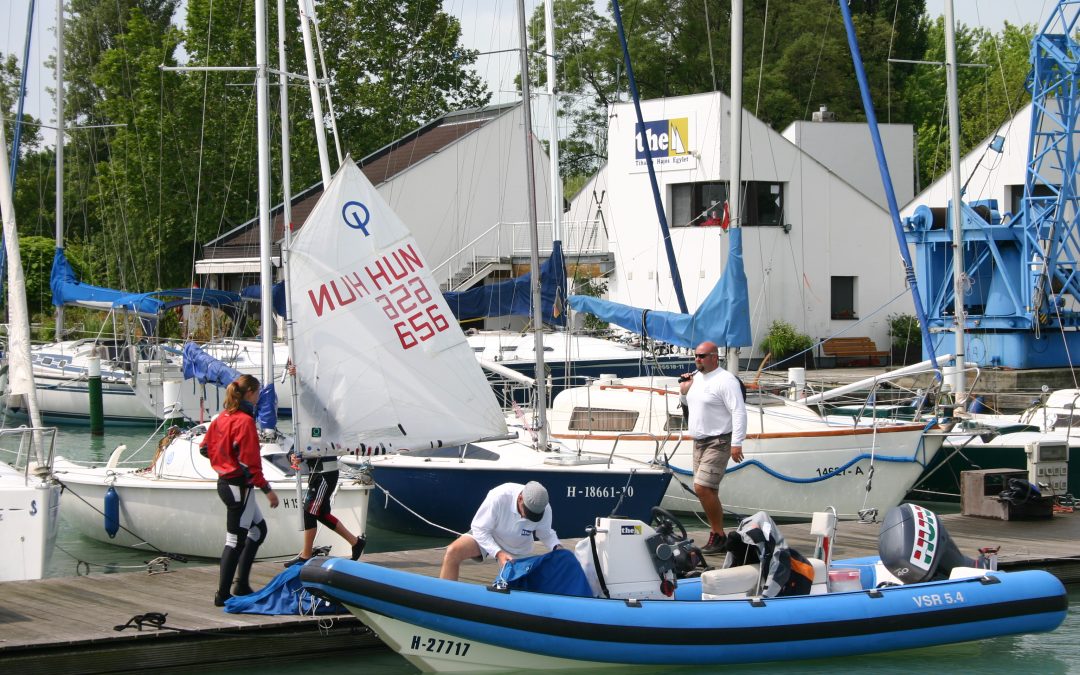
[694,353,717,359]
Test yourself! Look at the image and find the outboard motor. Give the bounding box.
[879,504,974,583]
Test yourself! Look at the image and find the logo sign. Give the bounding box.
[908,505,937,571]
[634,117,691,169]
[342,200,371,236]
[311,427,322,438]
[620,525,642,536]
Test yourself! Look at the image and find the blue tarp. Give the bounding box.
[182,341,277,427]
[51,248,243,317]
[241,281,288,319]
[224,564,345,615]
[494,548,594,598]
[568,228,752,348]
[443,240,567,326]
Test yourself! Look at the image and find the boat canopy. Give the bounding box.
[182,341,278,429]
[444,240,567,326]
[569,229,751,348]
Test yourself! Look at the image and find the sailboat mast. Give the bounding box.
[54,0,64,339]
[725,0,743,375]
[298,0,332,186]
[943,0,966,403]
[254,0,275,398]
[517,0,549,449]
[544,0,562,242]
[278,0,300,435]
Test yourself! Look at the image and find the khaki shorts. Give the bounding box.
[692,434,732,490]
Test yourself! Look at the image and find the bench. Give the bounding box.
[822,337,889,366]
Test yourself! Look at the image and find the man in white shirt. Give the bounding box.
[679,340,747,555]
[439,481,561,581]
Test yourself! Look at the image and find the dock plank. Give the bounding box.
[3,511,1078,672]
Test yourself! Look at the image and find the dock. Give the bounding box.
[3,512,1078,672]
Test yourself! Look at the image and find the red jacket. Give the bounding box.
[201,408,269,490]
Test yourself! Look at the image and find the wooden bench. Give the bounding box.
[822,337,889,366]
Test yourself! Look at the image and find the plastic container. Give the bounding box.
[827,568,862,592]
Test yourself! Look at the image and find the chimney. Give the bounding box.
[811,105,836,123]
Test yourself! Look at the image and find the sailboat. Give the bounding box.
[562,0,944,522]
[358,5,673,539]
[0,104,63,581]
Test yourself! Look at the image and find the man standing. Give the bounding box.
[439,481,561,581]
[680,340,747,555]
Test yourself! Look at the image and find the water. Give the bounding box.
[36,423,1080,673]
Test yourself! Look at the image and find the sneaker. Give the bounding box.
[700,531,726,555]
[214,592,230,607]
[283,555,311,568]
[351,535,367,561]
[232,583,254,597]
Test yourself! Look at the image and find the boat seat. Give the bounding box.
[700,558,828,599]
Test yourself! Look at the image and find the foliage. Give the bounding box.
[571,270,608,332]
[759,319,812,358]
[887,312,922,350]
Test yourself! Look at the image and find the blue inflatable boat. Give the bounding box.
[300,505,1067,671]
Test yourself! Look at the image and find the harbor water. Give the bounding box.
[33,423,1080,673]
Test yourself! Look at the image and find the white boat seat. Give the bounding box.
[700,558,828,599]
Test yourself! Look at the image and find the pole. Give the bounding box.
[725,0,743,375]
[255,0,275,415]
[55,0,65,340]
[943,0,967,404]
[88,356,104,435]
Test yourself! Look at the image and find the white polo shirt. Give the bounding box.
[469,482,560,558]
[686,368,747,445]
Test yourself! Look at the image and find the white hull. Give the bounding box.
[352,608,616,672]
[53,434,370,559]
[551,377,943,520]
[0,463,61,581]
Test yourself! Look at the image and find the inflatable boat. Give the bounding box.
[300,505,1067,671]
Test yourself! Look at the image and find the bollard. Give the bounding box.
[88,355,104,435]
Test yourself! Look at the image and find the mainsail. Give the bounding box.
[569,228,753,349]
[287,158,508,453]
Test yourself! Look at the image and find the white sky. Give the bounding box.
[0,0,1058,148]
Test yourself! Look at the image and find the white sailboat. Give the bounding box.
[0,103,62,581]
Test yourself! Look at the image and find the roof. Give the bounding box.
[200,102,520,261]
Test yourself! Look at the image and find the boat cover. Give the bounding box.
[494,548,594,598]
[444,240,567,326]
[568,229,751,348]
[224,564,344,615]
[181,341,277,428]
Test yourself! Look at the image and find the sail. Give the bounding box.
[287,157,507,453]
[443,240,567,326]
[569,228,752,349]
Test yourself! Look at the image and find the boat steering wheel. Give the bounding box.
[650,506,688,543]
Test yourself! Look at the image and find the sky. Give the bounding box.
[0,0,1060,149]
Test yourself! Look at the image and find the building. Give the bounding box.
[567,91,916,361]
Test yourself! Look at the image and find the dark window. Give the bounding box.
[1010,183,1056,220]
[831,276,857,320]
[670,181,783,227]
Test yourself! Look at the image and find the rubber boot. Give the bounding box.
[216,545,242,606]
[232,536,261,596]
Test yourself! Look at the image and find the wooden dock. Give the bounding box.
[3,511,1078,673]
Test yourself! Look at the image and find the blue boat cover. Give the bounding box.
[495,548,594,597]
[241,281,288,319]
[568,229,752,348]
[443,240,567,326]
[51,248,243,317]
[181,341,277,427]
[224,564,345,615]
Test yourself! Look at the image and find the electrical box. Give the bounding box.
[1026,441,1069,496]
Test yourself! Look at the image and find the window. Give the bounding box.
[1010,183,1056,220]
[831,276,857,320]
[670,181,784,227]
[568,407,639,432]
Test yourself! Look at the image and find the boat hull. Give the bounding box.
[0,473,61,581]
[301,558,1067,670]
[53,449,371,559]
[367,458,672,539]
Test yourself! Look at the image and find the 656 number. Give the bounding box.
[375,278,450,350]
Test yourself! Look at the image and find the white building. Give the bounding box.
[567,91,916,360]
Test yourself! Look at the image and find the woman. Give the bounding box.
[202,374,279,606]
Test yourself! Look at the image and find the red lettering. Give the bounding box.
[408,277,432,303]
[330,278,358,308]
[367,260,391,290]
[308,285,335,317]
[376,294,399,320]
[409,312,434,342]
[390,283,416,314]
[428,305,449,332]
[399,244,423,271]
[394,321,417,349]
[344,271,368,297]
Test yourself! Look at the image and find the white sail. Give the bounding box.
[288,157,507,453]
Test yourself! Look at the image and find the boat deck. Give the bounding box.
[4,511,1079,672]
